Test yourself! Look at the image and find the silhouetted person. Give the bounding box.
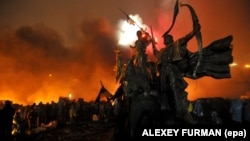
[229,98,243,124]
[27,104,39,132]
[0,100,16,141]
[0,107,4,140]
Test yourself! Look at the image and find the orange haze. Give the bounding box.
[0,0,249,105]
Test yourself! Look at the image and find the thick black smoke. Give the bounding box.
[0,18,117,105]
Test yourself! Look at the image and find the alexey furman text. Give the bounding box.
[142,128,222,136]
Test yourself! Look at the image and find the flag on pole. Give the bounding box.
[95,81,113,102]
[115,56,123,83]
[119,8,136,25]
[127,18,136,25]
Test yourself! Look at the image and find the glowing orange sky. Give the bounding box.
[0,0,249,105]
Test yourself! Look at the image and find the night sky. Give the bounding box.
[0,0,249,105]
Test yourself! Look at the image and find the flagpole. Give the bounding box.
[119,8,144,31]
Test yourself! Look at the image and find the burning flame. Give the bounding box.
[117,14,149,47]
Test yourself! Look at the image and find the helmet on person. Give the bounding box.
[4,100,12,105]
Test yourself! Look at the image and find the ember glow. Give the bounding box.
[0,0,249,105]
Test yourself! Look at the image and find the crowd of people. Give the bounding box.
[0,97,114,141]
[0,96,250,140]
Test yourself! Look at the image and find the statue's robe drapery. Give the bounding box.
[186,35,233,79]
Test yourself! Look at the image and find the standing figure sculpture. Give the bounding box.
[152,0,233,125]
[154,29,198,124]
[130,30,152,76]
